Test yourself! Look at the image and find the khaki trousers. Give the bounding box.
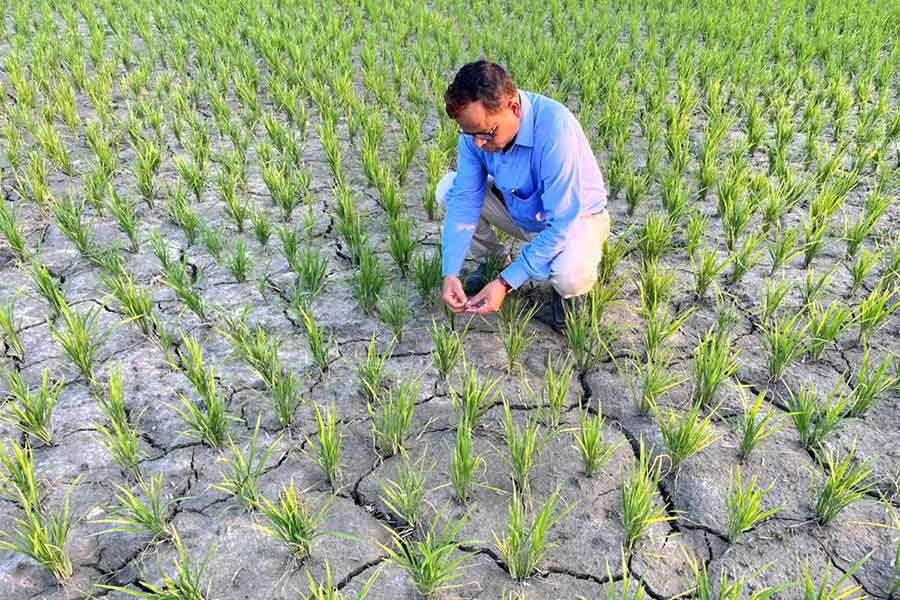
[437,171,610,298]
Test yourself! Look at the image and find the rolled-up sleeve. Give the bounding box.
[441,135,487,277]
[500,117,583,288]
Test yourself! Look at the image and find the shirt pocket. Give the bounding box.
[508,186,544,230]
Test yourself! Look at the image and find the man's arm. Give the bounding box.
[441,135,487,278]
[499,116,587,289]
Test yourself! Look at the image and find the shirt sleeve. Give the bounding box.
[441,134,487,278]
[500,116,584,289]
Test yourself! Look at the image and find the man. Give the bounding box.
[437,60,610,331]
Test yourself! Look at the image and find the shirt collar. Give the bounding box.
[511,90,535,149]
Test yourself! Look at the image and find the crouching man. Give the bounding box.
[436,60,610,331]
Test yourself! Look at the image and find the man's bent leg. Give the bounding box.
[548,210,611,298]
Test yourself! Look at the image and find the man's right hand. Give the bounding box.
[442,276,468,313]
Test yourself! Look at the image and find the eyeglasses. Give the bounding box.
[457,122,499,140]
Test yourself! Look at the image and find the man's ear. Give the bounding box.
[509,94,521,117]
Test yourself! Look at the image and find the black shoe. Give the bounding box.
[463,254,511,296]
[538,288,584,333]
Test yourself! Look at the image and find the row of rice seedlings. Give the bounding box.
[0,369,62,446]
[214,416,284,510]
[95,365,144,479]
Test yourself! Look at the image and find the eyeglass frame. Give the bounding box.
[456,121,500,140]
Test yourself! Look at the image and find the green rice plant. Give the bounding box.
[226,238,252,283]
[423,146,444,220]
[250,208,271,247]
[161,260,207,321]
[96,475,173,540]
[728,230,765,284]
[387,215,417,277]
[726,466,781,542]
[761,278,792,323]
[629,352,684,415]
[357,333,394,401]
[269,367,301,428]
[573,399,622,477]
[849,248,882,294]
[170,370,230,449]
[17,151,51,207]
[767,225,803,274]
[352,249,386,314]
[379,508,471,598]
[799,551,870,600]
[637,258,675,316]
[165,185,201,245]
[888,507,900,598]
[691,328,740,408]
[378,288,410,343]
[29,260,66,317]
[200,224,224,261]
[298,307,333,372]
[216,172,249,232]
[0,298,25,361]
[786,380,853,449]
[215,416,283,510]
[412,248,443,304]
[637,210,675,264]
[737,389,782,461]
[133,137,162,206]
[148,229,172,271]
[682,549,787,600]
[302,560,381,600]
[657,403,720,472]
[762,311,809,380]
[51,302,103,385]
[174,154,206,202]
[312,402,342,486]
[431,318,465,379]
[0,479,77,582]
[535,353,575,427]
[96,412,144,480]
[256,480,332,559]
[856,283,900,345]
[493,484,573,582]
[107,185,140,252]
[0,197,28,261]
[101,268,154,336]
[814,445,874,526]
[621,437,673,551]
[51,194,95,256]
[564,301,604,371]
[846,347,897,417]
[691,245,728,299]
[801,267,834,308]
[0,441,39,508]
[450,423,481,503]
[844,189,891,258]
[378,453,433,528]
[368,379,418,458]
[498,297,537,374]
[451,360,500,430]
[599,233,634,285]
[36,120,73,175]
[502,401,550,492]
[101,528,212,599]
[0,369,62,446]
[643,305,695,363]
[293,246,329,305]
[802,215,830,268]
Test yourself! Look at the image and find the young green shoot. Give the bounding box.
[726,466,781,542]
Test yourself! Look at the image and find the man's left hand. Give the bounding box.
[466,279,508,314]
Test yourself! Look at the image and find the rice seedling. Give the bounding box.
[106,185,141,252]
[814,445,874,526]
[29,260,66,317]
[849,248,882,294]
[17,151,51,207]
[628,352,684,415]
[368,379,418,458]
[844,189,891,258]
[728,230,765,285]
[293,246,329,305]
[199,224,224,261]
[412,248,443,304]
[352,249,386,314]
[856,283,900,345]
[0,441,39,508]
[216,172,249,233]
[691,245,729,299]
[532,352,575,427]
[493,484,573,582]
[36,120,73,175]
[726,466,781,542]
[762,311,809,380]
[102,528,213,599]
[379,508,471,598]
[165,185,201,245]
[160,260,207,321]
[0,368,63,446]
[682,550,787,600]
[250,208,271,247]
[226,238,252,283]
[423,146,444,220]
[691,328,740,408]
[799,551,870,600]
[303,560,382,600]
[377,453,433,529]
[50,302,103,385]
[637,209,675,264]
[0,478,78,583]
[801,267,835,309]
[657,403,720,472]
[643,305,695,363]
[431,318,465,379]
[378,288,410,343]
[215,416,284,510]
[175,154,206,202]
[449,422,481,504]
[737,389,782,461]
[298,307,333,372]
[388,214,417,277]
[102,268,154,337]
[599,233,634,285]
[621,437,673,551]
[502,400,551,492]
[845,347,897,417]
[148,229,172,271]
[761,277,792,323]
[96,475,173,540]
[564,301,604,372]
[0,298,25,361]
[357,333,394,401]
[51,194,95,257]
[256,480,332,560]
[133,137,162,207]
[451,360,501,430]
[498,297,537,374]
[269,369,300,429]
[637,258,675,315]
[311,402,342,486]
[573,399,622,477]
[0,197,28,262]
[170,369,230,449]
[785,380,853,450]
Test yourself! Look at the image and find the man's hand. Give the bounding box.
[442,276,469,313]
[466,279,508,314]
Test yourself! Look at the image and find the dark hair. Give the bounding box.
[444,60,517,119]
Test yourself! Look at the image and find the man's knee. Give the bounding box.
[435,171,456,213]
[550,267,598,299]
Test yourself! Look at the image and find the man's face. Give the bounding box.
[455,94,521,152]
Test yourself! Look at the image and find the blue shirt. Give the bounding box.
[441,90,607,289]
